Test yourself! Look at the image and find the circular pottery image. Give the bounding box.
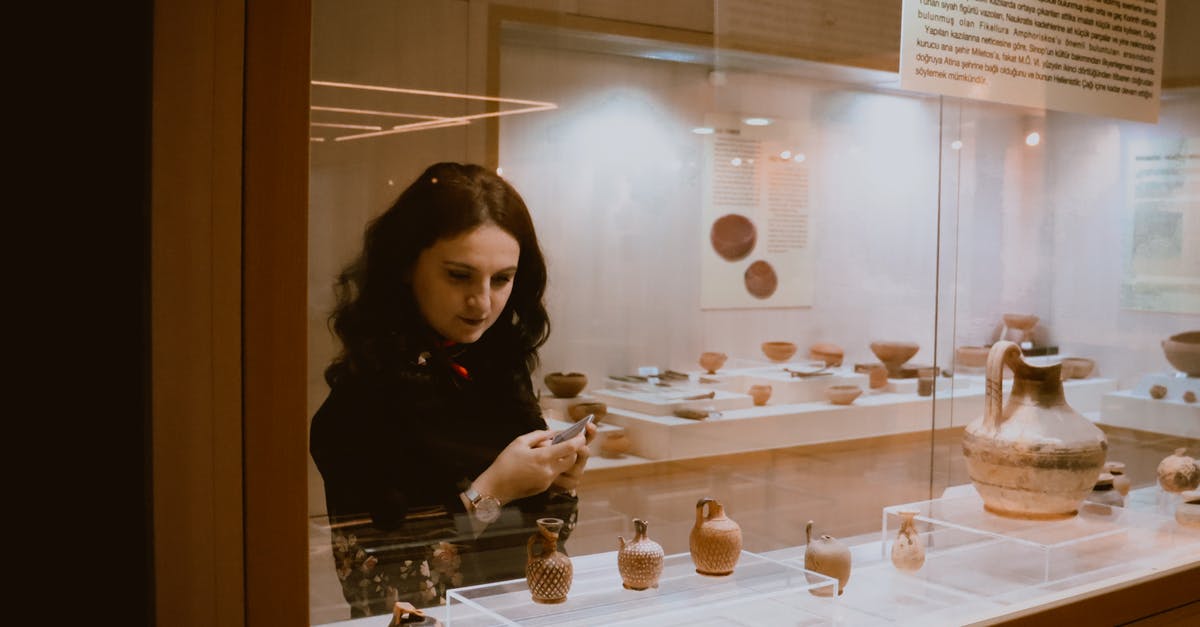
[761,341,798,362]
[826,384,863,405]
[544,372,587,398]
[710,214,756,262]
[743,260,778,299]
[1161,330,1200,377]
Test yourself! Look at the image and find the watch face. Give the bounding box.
[475,496,501,523]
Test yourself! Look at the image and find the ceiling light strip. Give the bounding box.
[310,105,448,120]
[310,122,383,130]
[334,119,471,142]
[311,80,557,108]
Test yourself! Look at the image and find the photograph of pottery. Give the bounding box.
[748,384,772,406]
[804,520,851,596]
[568,401,606,424]
[890,510,925,573]
[826,384,862,405]
[526,518,573,604]
[744,260,778,299]
[710,213,756,262]
[1060,357,1095,380]
[617,518,665,590]
[869,341,920,377]
[961,341,1107,519]
[599,431,632,458]
[809,342,844,367]
[699,351,727,374]
[1157,448,1200,493]
[1161,331,1200,377]
[762,341,798,362]
[689,498,742,576]
[544,372,587,398]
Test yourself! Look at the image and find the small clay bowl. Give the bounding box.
[699,352,727,374]
[955,346,989,369]
[762,341,798,362]
[826,384,863,405]
[869,341,919,367]
[568,401,607,424]
[1060,357,1095,379]
[1002,313,1039,331]
[748,384,772,406]
[544,372,587,398]
[809,343,844,367]
[1162,330,1200,377]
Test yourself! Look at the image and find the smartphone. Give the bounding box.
[552,414,593,445]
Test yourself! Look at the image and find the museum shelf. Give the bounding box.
[1097,372,1200,439]
[443,550,838,626]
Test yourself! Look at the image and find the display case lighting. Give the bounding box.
[779,150,792,160]
[951,140,963,150]
[743,117,772,126]
[1025,132,1041,146]
[692,126,715,134]
[793,153,806,163]
[731,157,743,166]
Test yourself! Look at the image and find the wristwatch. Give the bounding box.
[463,485,501,524]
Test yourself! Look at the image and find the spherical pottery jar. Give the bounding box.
[961,341,1108,519]
[699,352,727,374]
[599,431,632,458]
[1157,448,1200,493]
[890,510,925,573]
[689,498,742,576]
[617,518,665,590]
[762,341,797,363]
[1175,491,1200,529]
[1161,330,1200,377]
[748,384,772,406]
[544,372,587,398]
[526,518,573,604]
[804,520,851,596]
[1105,461,1132,497]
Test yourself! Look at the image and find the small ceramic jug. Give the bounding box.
[689,498,742,576]
[526,518,572,604]
[804,520,851,596]
[748,384,772,406]
[890,510,925,573]
[617,518,665,590]
[1105,461,1132,497]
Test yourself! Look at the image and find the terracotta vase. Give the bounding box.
[526,518,572,604]
[689,498,742,576]
[1157,448,1200,493]
[617,518,665,590]
[1161,330,1200,377]
[544,372,587,398]
[804,520,851,596]
[961,341,1108,519]
[748,384,772,406]
[890,510,925,573]
[699,352,727,374]
[762,341,797,362]
[809,342,844,367]
[1105,461,1132,497]
[1175,491,1200,529]
[599,431,632,458]
[568,401,606,424]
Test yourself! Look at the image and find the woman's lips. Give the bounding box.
[458,316,486,326]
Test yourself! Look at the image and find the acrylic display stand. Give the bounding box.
[444,550,838,626]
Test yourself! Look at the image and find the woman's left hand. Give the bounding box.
[550,422,596,494]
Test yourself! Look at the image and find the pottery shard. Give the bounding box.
[710,214,756,261]
[744,260,778,299]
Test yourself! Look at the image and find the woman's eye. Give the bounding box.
[491,274,514,286]
[447,271,471,282]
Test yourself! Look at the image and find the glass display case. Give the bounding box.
[306,1,1199,624]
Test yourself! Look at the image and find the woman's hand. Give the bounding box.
[472,429,589,505]
[550,421,597,494]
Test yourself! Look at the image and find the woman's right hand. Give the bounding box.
[471,429,587,505]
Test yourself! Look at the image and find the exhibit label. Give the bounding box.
[899,0,1165,123]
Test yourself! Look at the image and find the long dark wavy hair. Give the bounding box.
[324,162,550,387]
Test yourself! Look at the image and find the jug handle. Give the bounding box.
[696,498,716,525]
[986,341,1021,429]
[527,534,540,560]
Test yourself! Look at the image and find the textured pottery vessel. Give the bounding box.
[544,372,587,398]
[809,343,844,367]
[1175,491,1200,529]
[961,341,1108,519]
[526,518,572,604]
[1162,331,1200,377]
[1085,473,1124,508]
[744,260,778,299]
[1157,448,1200,493]
[599,431,632,458]
[699,352,727,374]
[890,510,925,573]
[826,384,863,405]
[1060,357,1095,379]
[748,384,772,406]
[804,520,851,596]
[689,498,742,576]
[870,341,920,376]
[1149,384,1167,400]
[710,214,756,262]
[568,401,606,424]
[617,519,665,590]
[762,341,798,362]
[956,346,989,369]
[1105,461,1131,497]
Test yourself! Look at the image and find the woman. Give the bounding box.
[310,162,594,617]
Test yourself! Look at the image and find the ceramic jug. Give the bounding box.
[962,341,1107,518]
[689,498,742,576]
[804,520,851,596]
[890,510,925,573]
[617,518,665,590]
[526,518,572,603]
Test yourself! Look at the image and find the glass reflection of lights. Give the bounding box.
[1025,132,1041,146]
[692,127,715,135]
[779,150,792,160]
[731,157,743,166]
[951,140,963,150]
[793,153,806,163]
[743,117,771,126]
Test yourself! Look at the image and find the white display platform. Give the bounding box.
[590,386,751,416]
[444,550,838,626]
[1097,373,1200,438]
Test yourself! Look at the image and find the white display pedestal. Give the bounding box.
[1098,373,1200,438]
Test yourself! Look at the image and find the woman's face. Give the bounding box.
[410,222,521,344]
